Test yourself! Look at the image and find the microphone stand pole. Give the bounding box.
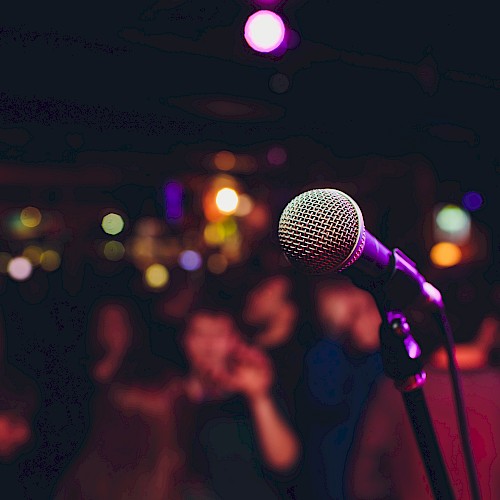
[350,248,455,499]
[379,310,454,500]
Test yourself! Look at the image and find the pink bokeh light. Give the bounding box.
[244,11,286,53]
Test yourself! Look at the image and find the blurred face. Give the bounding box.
[184,313,239,373]
[318,284,381,353]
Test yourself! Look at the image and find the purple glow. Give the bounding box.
[179,250,202,271]
[462,191,483,211]
[244,11,286,53]
[165,181,183,220]
[253,0,281,6]
[404,336,421,360]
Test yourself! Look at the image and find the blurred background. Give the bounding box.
[0,0,499,498]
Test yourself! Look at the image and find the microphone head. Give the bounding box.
[278,188,366,274]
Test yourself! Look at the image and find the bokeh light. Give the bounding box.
[234,194,254,217]
[101,213,125,235]
[23,246,43,265]
[165,181,184,220]
[207,253,228,274]
[244,10,286,53]
[430,242,462,268]
[213,151,237,171]
[267,145,287,166]
[462,191,484,211]
[103,241,125,261]
[7,256,33,281]
[436,204,469,233]
[0,253,12,274]
[204,222,226,246]
[215,188,239,214]
[434,204,471,244]
[40,250,61,271]
[269,73,290,94]
[179,250,202,271]
[20,207,42,228]
[144,263,169,289]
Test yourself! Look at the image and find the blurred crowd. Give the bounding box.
[0,263,499,499]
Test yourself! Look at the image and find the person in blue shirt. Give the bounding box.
[296,278,384,500]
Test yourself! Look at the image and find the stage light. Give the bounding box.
[244,10,286,53]
[207,253,228,274]
[215,188,239,214]
[462,191,483,212]
[22,246,43,265]
[267,145,287,166]
[430,242,462,268]
[7,256,33,281]
[179,250,202,271]
[103,241,125,261]
[213,151,236,171]
[101,213,124,235]
[40,250,61,271]
[144,263,169,289]
[0,253,12,274]
[20,207,42,228]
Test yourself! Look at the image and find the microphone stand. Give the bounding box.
[379,310,454,500]
[350,249,456,500]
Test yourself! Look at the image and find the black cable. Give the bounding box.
[435,307,481,500]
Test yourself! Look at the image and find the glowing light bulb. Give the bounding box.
[244,10,286,53]
[215,188,239,214]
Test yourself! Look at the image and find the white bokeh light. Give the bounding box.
[7,256,33,281]
[215,188,239,214]
[244,10,286,53]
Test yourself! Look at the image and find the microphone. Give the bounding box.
[278,188,442,307]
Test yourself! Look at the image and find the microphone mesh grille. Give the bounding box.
[278,189,365,274]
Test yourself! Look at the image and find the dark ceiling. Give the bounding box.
[0,0,499,220]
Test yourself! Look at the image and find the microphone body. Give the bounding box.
[278,189,442,308]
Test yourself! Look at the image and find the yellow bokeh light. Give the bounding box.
[20,207,42,228]
[23,246,43,265]
[213,150,236,171]
[430,242,462,268]
[215,188,239,214]
[204,223,226,246]
[0,252,12,274]
[103,241,125,261]
[101,213,125,235]
[144,263,169,289]
[207,253,228,274]
[40,250,61,271]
